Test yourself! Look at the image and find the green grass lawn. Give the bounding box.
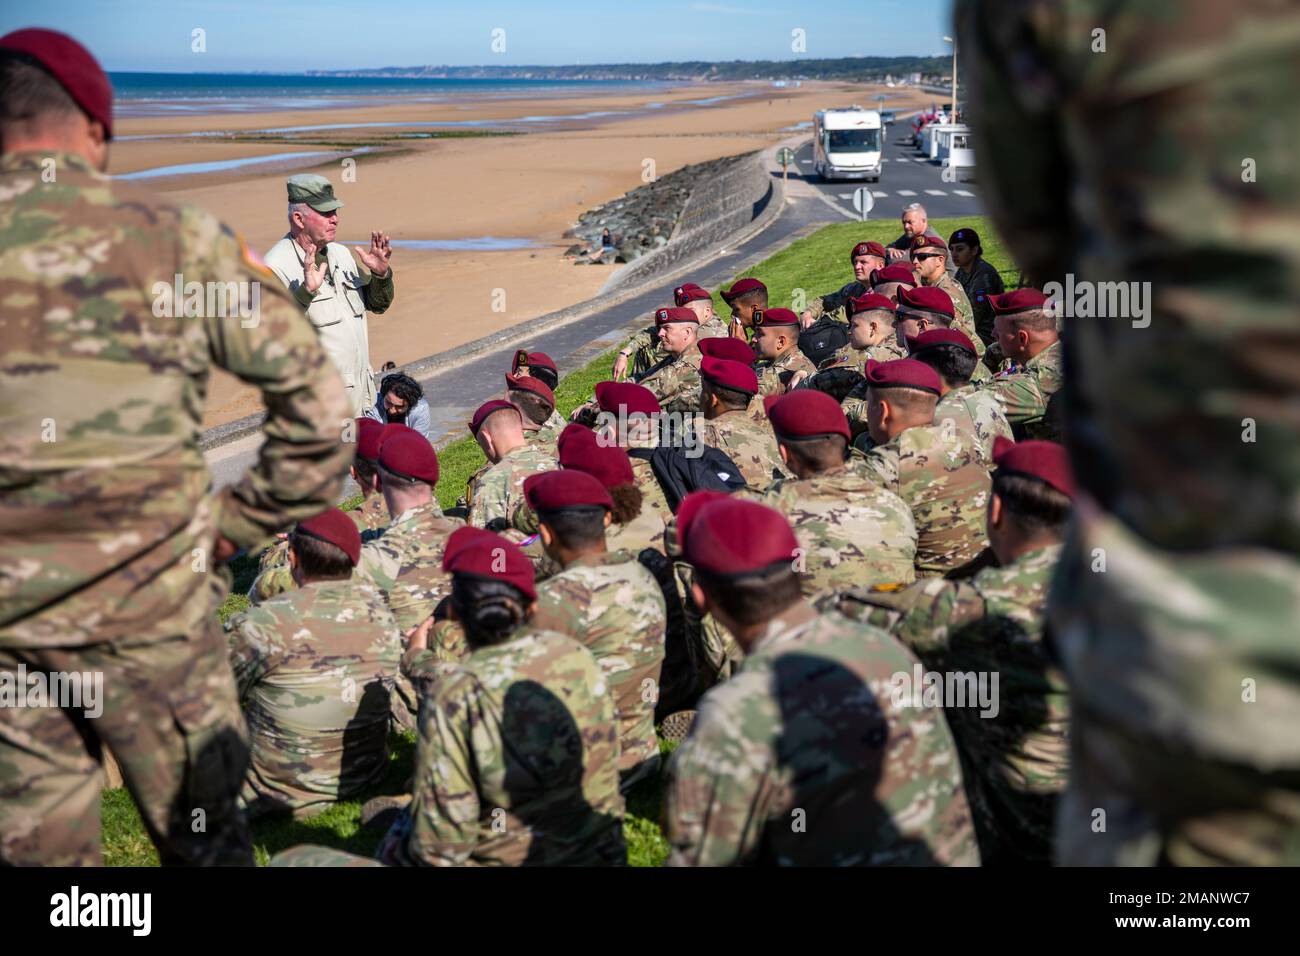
[103,213,1011,866]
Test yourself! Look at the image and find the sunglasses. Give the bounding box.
[910,252,945,262]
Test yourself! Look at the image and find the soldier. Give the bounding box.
[855,359,991,577]
[752,308,817,396]
[380,529,626,866]
[264,173,395,416]
[909,235,984,361]
[883,202,956,276]
[958,0,1300,866]
[592,382,672,547]
[524,470,668,792]
[510,350,565,440]
[907,329,1013,465]
[750,391,916,597]
[633,306,704,415]
[893,285,990,382]
[363,371,431,439]
[0,30,352,866]
[870,262,919,305]
[697,357,785,489]
[979,290,1064,441]
[830,293,909,438]
[504,372,560,446]
[798,240,887,328]
[832,438,1072,864]
[663,494,979,866]
[612,282,724,381]
[948,227,1004,347]
[226,509,404,820]
[718,276,768,337]
[466,397,558,529]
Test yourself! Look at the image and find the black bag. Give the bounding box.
[628,445,747,512]
[798,317,850,367]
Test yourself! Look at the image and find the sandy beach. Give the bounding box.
[110,80,934,427]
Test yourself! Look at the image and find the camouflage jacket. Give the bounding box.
[805,278,868,323]
[531,409,567,446]
[378,629,626,866]
[533,550,667,781]
[839,339,911,433]
[830,544,1067,862]
[354,500,465,632]
[698,410,786,490]
[856,425,991,576]
[955,258,1005,346]
[225,578,403,816]
[934,384,1015,466]
[664,599,980,866]
[0,152,351,648]
[980,340,1064,441]
[750,466,917,597]
[622,316,727,378]
[467,441,558,529]
[927,273,984,360]
[756,347,818,397]
[635,345,704,415]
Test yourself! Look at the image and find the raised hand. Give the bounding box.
[355,230,392,277]
[300,236,327,294]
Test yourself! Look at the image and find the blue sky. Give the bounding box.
[1,0,956,72]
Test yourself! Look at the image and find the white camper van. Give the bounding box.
[812,107,883,182]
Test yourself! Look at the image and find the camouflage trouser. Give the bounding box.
[270,844,384,867]
[0,619,253,866]
[1056,708,1300,866]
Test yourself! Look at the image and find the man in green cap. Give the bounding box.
[265,173,396,415]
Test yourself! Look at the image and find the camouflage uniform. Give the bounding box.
[532,409,567,445]
[380,629,626,866]
[635,345,704,415]
[664,600,980,865]
[752,468,918,598]
[955,258,1005,347]
[960,0,1300,865]
[225,579,404,818]
[250,493,388,603]
[832,544,1068,863]
[533,551,667,789]
[467,442,558,529]
[354,501,465,633]
[0,151,351,866]
[755,347,818,397]
[927,272,984,361]
[856,425,991,576]
[621,316,727,378]
[698,410,786,490]
[840,339,911,434]
[979,340,1064,442]
[803,279,867,324]
[934,384,1014,466]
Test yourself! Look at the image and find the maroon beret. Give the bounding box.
[906,327,976,355]
[697,337,756,364]
[512,349,557,376]
[850,241,887,262]
[379,422,415,449]
[505,373,556,407]
[379,430,440,484]
[524,470,614,513]
[989,289,1051,316]
[678,494,800,577]
[993,436,1074,498]
[469,399,519,436]
[558,426,636,487]
[896,285,955,320]
[673,282,712,306]
[910,234,948,253]
[763,390,851,442]
[752,307,799,328]
[871,264,918,289]
[441,527,537,601]
[0,30,114,138]
[720,277,767,303]
[295,507,362,566]
[864,358,943,395]
[653,306,699,327]
[594,381,660,417]
[948,227,981,248]
[700,356,759,396]
[355,417,385,462]
[847,292,897,317]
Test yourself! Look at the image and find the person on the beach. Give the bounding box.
[265,173,396,416]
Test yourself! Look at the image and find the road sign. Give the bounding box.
[776,147,796,165]
[852,186,875,220]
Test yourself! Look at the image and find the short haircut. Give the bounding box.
[0,54,82,131]
[696,562,803,627]
[528,366,559,391]
[902,202,927,217]
[289,528,354,579]
[380,372,423,407]
[701,378,752,411]
[912,344,977,388]
[992,470,1071,537]
[999,311,1057,334]
[352,456,377,488]
[609,483,643,525]
[851,309,894,327]
[507,388,554,426]
[451,574,530,649]
[538,506,607,550]
[735,288,768,309]
[870,385,938,423]
[776,433,848,473]
[378,462,434,489]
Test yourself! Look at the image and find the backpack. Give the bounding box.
[627,445,748,513]
[798,317,850,367]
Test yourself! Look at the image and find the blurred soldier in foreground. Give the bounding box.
[663,494,979,866]
[959,0,1300,864]
[0,30,351,865]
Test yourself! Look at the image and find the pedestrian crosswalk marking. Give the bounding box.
[872,191,889,198]
[924,189,947,196]
[896,189,917,196]
[953,189,975,197]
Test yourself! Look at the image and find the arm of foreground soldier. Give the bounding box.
[826,578,987,656]
[200,214,352,551]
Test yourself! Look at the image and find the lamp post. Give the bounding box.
[943,35,958,122]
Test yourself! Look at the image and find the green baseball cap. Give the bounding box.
[286,173,343,212]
